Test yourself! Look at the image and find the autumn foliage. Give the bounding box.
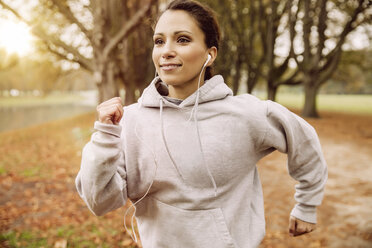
[1,111,371,247]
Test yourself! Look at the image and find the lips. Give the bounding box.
[160,63,182,71]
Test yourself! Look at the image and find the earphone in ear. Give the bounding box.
[203,54,212,67]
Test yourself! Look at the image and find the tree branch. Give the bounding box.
[50,0,93,43]
[258,0,267,52]
[275,68,302,87]
[289,0,303,71]
[102,0,157,60]
[317,48,341,87]
[302,0,313,68]
[32,27,94,71]
[333,0,369,54]
[319,0,369,83]
[45,43,91,71]
[316,0,327,65]
[0,0,26,21]
[0,0,94,71]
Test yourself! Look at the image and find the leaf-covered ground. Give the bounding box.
[0,111,371,247]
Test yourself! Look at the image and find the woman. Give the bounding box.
[75,0,327,247]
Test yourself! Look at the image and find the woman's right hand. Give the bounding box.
[96,97,124,125]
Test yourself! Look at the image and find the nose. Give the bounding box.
[161,41,176,59]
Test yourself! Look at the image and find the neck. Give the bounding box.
[167,72,207,100]
[168,81,205,100]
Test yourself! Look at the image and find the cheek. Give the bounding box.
[152,49,159,68]
[182,48,205,66]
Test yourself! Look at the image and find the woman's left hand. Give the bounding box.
[288,216,316,237]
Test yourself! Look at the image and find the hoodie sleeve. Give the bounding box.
[259,100,327,224]
[75,121,127,216]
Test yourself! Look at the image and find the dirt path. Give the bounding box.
[259,112,372,248]
[1,111,371,247]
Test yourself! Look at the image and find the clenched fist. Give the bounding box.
[289,215,316,237]
[96,97,123,125]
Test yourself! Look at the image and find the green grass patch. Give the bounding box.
[255,92,372,116]
[21,166,42,177]
[317,94,372,115]
[0,94,84,107]
[56,226,75,238]
[0,226,121,248]
[0,164,6,175]
[0,230,48,248]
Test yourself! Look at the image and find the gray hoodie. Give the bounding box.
[75,75,327,248]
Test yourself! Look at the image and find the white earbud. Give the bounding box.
[203,54,212,67]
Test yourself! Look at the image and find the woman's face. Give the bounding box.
[152,10,210,91]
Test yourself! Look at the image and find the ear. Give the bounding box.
[206,46,217,67]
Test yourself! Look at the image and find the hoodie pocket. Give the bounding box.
[136,197,235,248]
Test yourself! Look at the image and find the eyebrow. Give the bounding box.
[153,30,193,36]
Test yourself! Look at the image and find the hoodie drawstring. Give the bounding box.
[163,64,218,197]
[124,58,218,243]
[189,67,218,196]
[160,99,192,185]
[192,107,218,197]
[123,107,160,243]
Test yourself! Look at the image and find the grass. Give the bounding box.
[0,93,85,107]
[0,228,110,248]
[0,164,6,175]
[254,92,372,116]
[0,230,48,248]
[1,91,371,115]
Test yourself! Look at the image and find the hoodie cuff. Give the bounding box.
[290,203,317,224]
[94,121,122,138]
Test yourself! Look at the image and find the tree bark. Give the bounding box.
[267,84,278,101]
[232,54,243,95]
[246,74,256,94]
[96,61,119,103]
[302,82,320,118]
[124,81,136,106]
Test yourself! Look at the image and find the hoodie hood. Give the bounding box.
[139,75,233,108]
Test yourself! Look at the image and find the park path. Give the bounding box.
[0,111,371,247]
[259,112,372,248]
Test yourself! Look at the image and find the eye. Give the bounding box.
[154,38,164,45]
[177,36,190,43]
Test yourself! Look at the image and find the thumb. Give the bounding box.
[289,216,296,236]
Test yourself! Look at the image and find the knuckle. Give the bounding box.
[297,227,305,233]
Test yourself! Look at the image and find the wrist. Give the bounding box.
[290,203,317,224]
[94,121,122,138]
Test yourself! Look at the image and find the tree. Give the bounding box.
[326,49,372,94]
[258,0,302,101]
[0,0,158,104]
[117,1,158,105]
[0,48,18,71]
[203,0,299,99]
[289,0,371,117]
[0,55,61,94]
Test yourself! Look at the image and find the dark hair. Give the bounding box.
[155,0,221,80]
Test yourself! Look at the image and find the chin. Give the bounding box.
[159,75,183,86]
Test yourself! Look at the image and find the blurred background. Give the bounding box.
[0,0,371,247]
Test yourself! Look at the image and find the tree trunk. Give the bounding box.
[97,79,119,103]
[232,66,241,95]
[96,61,119,103]
[124,81,136,106]
[302,82,320,118]
[247,73,258,94]
[267,85,278,101]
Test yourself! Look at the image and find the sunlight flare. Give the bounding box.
[0,19,34,56]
